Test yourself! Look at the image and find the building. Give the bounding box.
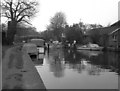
[108,28,120,50]
[85,20,120,51]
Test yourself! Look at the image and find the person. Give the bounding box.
[48,43,49,51]
[68,43,71,48]
[73,40,76,49]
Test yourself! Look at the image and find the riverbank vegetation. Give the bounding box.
[40,11,103,46]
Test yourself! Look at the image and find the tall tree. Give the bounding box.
[48,12,67,41]
[2,0,39,44]
[50,12,67,28]
[65,24,84,44]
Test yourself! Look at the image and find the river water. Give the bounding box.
[34,48,119,89]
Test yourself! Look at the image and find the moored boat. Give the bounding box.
[77,43,103,51]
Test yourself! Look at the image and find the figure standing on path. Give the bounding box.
[73,40,76,50]
[47,42,50,53]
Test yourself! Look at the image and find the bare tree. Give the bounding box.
[48,12,67,41]
[1,0,39,44]
[50,12,67,29]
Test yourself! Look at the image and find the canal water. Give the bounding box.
[33,48,119,89]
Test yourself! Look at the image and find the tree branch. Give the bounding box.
[2,14,11,19]
[17,15,29,22]
[3,12,11,18]
[21,20,32,25]
[9,1,14,20]
[14,1,20,18]
[2,2,10,10]
[16,7,31,18]
[2,0,39,23]
[5,1,11,6]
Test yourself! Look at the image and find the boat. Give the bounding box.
[77,43,103,51]
[77,50,103,57]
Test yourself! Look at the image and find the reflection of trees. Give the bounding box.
[48,48,119,77]
[48,49,65,78]
[63,49,103,75]
[63,49,120,75]
[63,50,86,73]
[89,52,119,75]
[87,65,104,75]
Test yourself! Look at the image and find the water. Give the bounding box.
[34,48,119,89]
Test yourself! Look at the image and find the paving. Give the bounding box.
[2,45,46,90]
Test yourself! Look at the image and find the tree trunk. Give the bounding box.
[7,21,17,45]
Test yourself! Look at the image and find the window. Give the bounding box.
[113,34,117,41]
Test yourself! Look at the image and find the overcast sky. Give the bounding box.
[1,0,119,32]
[30,0,119,32]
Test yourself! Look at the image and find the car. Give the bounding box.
[30,39,45,47]
[30,39,45,54]
[22,43,38,57]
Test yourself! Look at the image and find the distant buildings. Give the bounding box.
[85,20,120,51]
[108,28,120,50]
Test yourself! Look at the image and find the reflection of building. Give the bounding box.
[76,49,119,75]
[89,52,119,74]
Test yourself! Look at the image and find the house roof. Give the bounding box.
[86,20,120,36]
[110,20,120,27]
[109,28,120,35]
[86,26,118,35]
[99,26,118,35]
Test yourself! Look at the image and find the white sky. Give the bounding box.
[31,0,119,32]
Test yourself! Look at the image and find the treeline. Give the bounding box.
[1,23,40,45]
[1,0,39,45]
[40,12,103,45]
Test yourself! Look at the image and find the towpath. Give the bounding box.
[2,45,46,90]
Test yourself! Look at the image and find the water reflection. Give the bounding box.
[35,49,119,89]
[36,49,120,76]
[88,52,119,75]
[63,49,120,75]
[47,49,65,78]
